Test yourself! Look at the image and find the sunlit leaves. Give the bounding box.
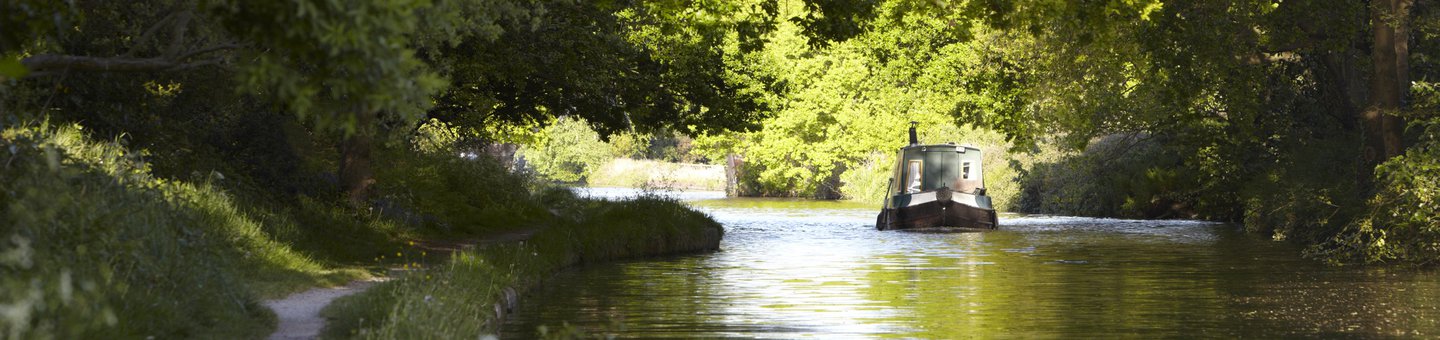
[695,3,1014,198]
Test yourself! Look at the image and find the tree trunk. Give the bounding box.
[339,111,376,206]
[725,153,745,197]
[1363,0,1412,166]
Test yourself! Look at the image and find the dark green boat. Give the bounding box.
[875,123,999,231]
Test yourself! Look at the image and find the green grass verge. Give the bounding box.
[320,190,723,339]
[0,123,369,338]
[1,119,717,338]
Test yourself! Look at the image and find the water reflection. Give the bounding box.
[504,193,1440,338]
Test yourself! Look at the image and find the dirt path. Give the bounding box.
[263,227,543,339]
[263,279,386,340]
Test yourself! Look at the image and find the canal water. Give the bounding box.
[502,188,1440,338]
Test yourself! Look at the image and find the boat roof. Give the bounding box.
[900,143,981,152]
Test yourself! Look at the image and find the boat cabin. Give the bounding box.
[890,143,986,196]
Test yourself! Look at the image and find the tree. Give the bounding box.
[1365,0,1413,164]
[421,0,779,143]
[210,0,447,204]
[1,0,449,205]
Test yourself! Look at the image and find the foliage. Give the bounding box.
[607,132,651,160]
[587,158,727,192]
[425,0,777,141]
[0,0,73,78]
[0,123,362,339]
[1310,119,1440,264]
[375,120,548,236]
[208,0,448,135]
[520,117,612,183]
[694,1,1020,202]
[1015,136,1193,218]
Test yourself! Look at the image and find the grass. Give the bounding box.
[0,118,727,338]
[320,190,724,339]
[0,123,367,338]
[586,158,726,191]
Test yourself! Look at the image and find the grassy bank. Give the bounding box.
[0,123,368,338]
[586,158,726,191]
[320,190,723,339]
[1,118,686,338]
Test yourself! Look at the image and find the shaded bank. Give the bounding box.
[319,191,723,339]
[0,123,369,338]
[0,119,643,338]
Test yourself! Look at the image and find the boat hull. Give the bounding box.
[876,188,998,231]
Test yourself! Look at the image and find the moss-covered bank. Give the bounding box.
[320,191,723,339]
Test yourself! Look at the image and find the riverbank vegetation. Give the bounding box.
[519,116,723,190]
[0,123,363,338]
[2,0,756,337]
[681,0,1440,266]
[319,192,722,338]
[4,0,1440,337]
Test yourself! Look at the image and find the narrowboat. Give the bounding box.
[875,123,999,231]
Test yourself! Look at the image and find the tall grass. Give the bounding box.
[0,123,364,338]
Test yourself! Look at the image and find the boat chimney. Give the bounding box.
[908,121,918,146]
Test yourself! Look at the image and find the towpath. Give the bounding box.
[263,227,542,339]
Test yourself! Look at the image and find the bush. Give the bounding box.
[1312,118,1440,265]
[374,120,547,236]
[1015,136,1182,218]
[520,117,610,183]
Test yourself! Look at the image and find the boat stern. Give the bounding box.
[877,187,998,231]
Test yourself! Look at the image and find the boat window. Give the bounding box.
[906,160,922,193]
[962,162,971,180]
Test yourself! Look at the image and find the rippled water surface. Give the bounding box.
[503,188,1440,338]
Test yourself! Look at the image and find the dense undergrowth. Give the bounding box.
[320,190,723,339]
[373,120,547,236]
[1313,118,1440,265]
[1011,116,1440,266]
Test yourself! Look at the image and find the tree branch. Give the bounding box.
[23,55,186,73]
[124,9,180,58]
[176,43,243,61]
[165,9,193,58]
[21,49,235,77]
[22,39,243,78]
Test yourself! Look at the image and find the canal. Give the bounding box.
[502,188,1440,338]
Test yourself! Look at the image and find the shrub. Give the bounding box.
[1312,118,1440,265]
[374,120,547,236]
[520,117,610,183]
